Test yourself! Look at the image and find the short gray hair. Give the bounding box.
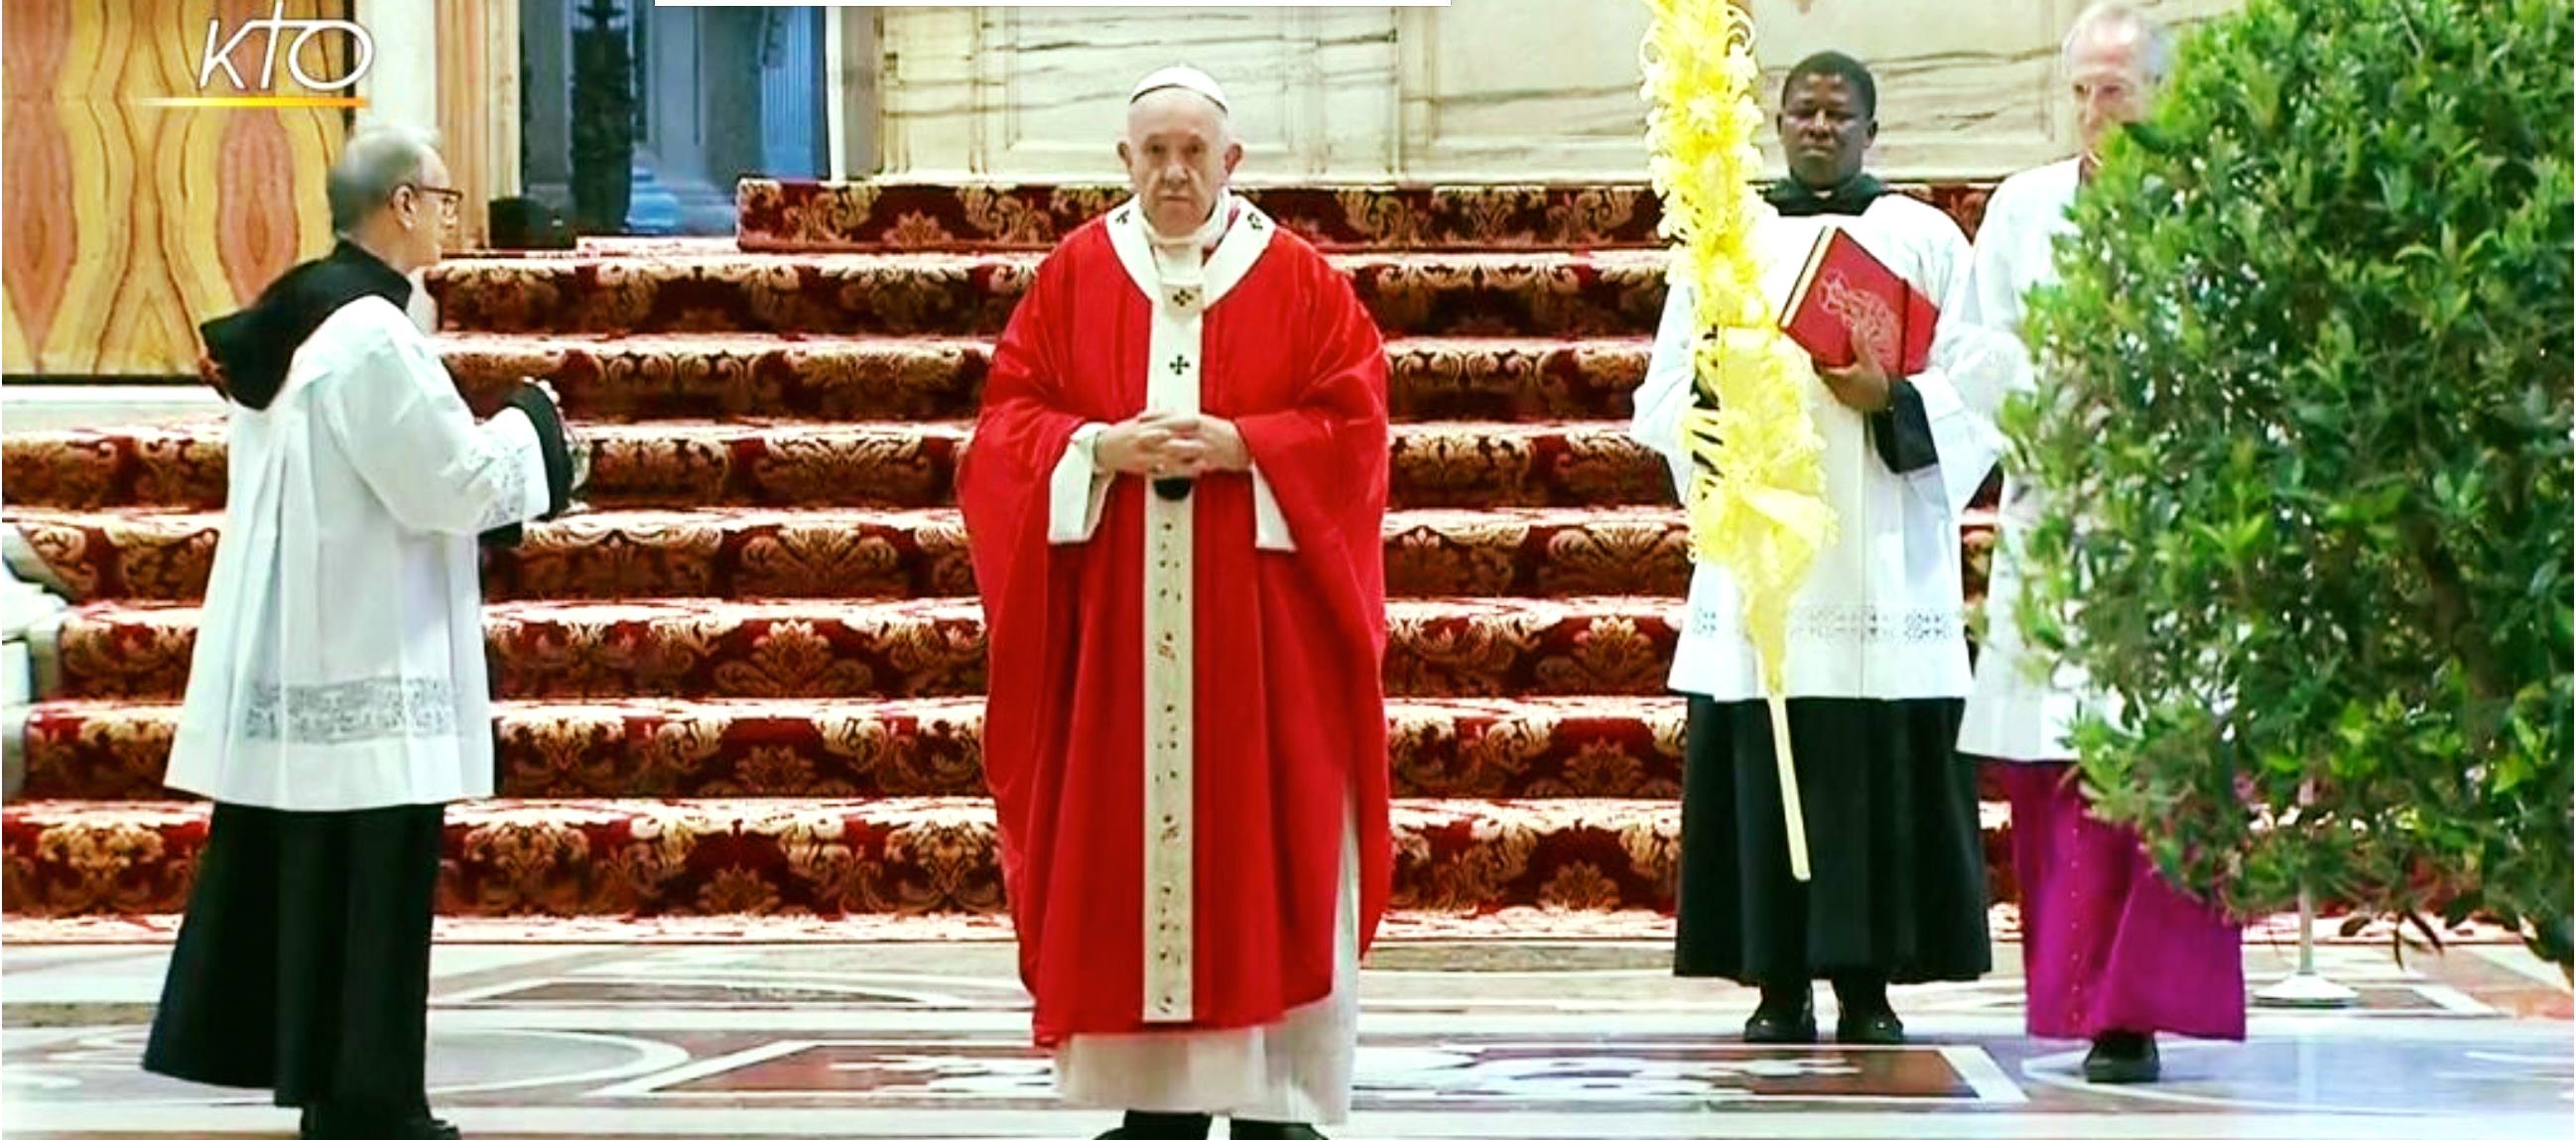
[2063,2,2176,86]
[327,125,442,233]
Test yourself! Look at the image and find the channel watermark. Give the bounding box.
[135,1,372,109]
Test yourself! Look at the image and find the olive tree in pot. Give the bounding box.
[2008,0,2572,967]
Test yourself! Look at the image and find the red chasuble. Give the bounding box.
[959,198,1392,1048]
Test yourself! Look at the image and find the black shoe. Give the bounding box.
[1103,1112,1213,1140]
[1830,976,1905,1045]
[1231,1122,1328,1140]
[1834,1009,1906,1045]
[303,1108,458,1140]
[1742,982,1818,1044]
[2084,1031,2161,1083]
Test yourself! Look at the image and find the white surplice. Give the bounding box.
[1630,194,2022,702]
[1953,158,2104,762]
[1042,193,1361,1125]
[164,296,557,812]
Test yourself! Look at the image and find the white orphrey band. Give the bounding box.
[1103,196,1275,1024]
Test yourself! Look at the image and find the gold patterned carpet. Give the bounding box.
[3,179,2029,925]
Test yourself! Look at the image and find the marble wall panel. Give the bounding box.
[1397,0,1656,176]
[880,7,1403,182]
[873,0,2243,182]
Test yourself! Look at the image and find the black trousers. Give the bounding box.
[142,802,445,1114]
[1673,697,1992,986]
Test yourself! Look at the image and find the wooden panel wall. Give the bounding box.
[3,0,350,378]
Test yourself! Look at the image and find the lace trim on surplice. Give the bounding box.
[243,677,459,743]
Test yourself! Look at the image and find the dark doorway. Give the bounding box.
[522,1,830,235]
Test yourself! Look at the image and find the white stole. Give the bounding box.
[1101,193,1276,1022]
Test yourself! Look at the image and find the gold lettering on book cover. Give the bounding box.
[1818,272,1901,371]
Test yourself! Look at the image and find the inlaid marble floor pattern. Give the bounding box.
[4,939,2568,1139]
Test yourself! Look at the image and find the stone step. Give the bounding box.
[9,506,1702,603]
[50,596,1693,702]
[735,180,1674,252]
[424,250,1670,338]
[4,416,1671,510]
[0,795,2018,918]
[725,178,2000,252]
[18,696,1693,802]
[452,333,1649,423]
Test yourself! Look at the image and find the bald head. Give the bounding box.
[1118,70,1243,238]
[2063,2,2172,162]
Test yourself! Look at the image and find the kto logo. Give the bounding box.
[140,1,373,109]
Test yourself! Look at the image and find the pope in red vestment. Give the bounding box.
[957,65,1392,1139]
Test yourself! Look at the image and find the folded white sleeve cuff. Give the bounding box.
[1917,371,2004,519]
[492,406,557,521]
[1049,423,1114,544]
[1249,461,1295,552]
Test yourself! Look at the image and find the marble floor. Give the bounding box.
[2,936,2568,1139]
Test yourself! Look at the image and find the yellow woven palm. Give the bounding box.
[1638,0,1835,876]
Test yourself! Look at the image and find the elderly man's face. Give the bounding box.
[1119,89,1240,238]
[391,151,459,270]
[2067,32,2153,161]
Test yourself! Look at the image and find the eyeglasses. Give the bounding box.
[400,183,463,218]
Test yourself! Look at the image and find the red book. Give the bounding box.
[1779,225,1939,376]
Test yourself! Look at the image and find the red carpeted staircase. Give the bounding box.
[2,180,2014,929]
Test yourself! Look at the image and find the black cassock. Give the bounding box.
[1673,696,1991,984]
[145,803,445,1115]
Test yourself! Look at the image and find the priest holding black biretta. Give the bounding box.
[1631,51,2024,1046]
[142,126,583,1140]
[958,64,1392,1140]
